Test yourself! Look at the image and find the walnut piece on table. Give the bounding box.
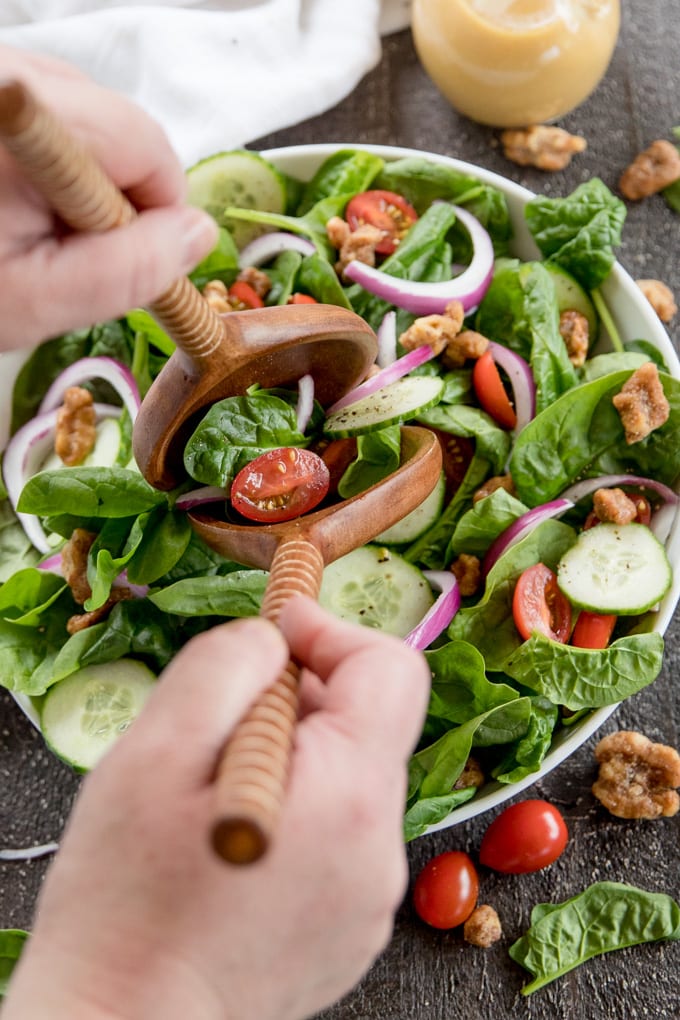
[592,731,680,819]
[612,362,670,444]
[55,386,96,466]
[636,279,678,323]
[463,905,502,947]
[619,139,680,200]
[500,125,587,171]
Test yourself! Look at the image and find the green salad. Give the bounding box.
[1,146,678,840]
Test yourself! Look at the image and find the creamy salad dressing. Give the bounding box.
[412,0,620,126]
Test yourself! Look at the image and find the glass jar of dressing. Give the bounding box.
[411,0,620,127]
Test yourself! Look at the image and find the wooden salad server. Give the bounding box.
[0,79,442,865]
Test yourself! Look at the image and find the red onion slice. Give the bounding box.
[376,310,397,368]
[3,404,122,554]
[295,373,315,433]
[175,486,226,511]
[344,205,494,315]
[560,473,679,546]
[326,344,436,414]
[482,498,574,576]
[403,570,461,650]
[38,357,141,422]
[238,231,316,267]
[487,341,536,432]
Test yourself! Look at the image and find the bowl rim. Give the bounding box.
[4,141,680,831]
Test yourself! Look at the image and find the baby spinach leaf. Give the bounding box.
[524,178,626,291]
[503,631,664,710]
[188,227,239,289]
[403,788,477,843]
[10,330,90,432]
[448,488,529,558]
[510,882,680,994]
[426,640,520,726]
[264,249,303,305]
[183,393,306,488]
[296,149,383,214]
[125,309,175,357]
[86,514,152,611]
[0,501,38,581]
[0,568,67,626]
[148,571,267,617]
[0,928,29,997]
[492,696,559,784]
[125,508,193,586]
[337,425,401,499]
[17,468,166,520]
[295,251,352,308]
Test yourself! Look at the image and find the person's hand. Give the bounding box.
[0,45,218,350]
[2,597,430,1020]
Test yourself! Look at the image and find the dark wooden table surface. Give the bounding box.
[2,3,679,1018]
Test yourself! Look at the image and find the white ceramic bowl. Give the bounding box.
[3,143,680,833]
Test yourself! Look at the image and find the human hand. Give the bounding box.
[2,598,430,1020]
[0,45,217,351]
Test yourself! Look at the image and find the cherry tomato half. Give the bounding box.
[472,351,517,430]
[317,437,358,496]
[479,799,568,874]
[230,448,330,523]
[228,280,264,309]
[287,292,318,304]
[512,563,571,643]
[345,189,418,255]
[426,428,475,502]
[413,851,479,930]
[571,610,617,649]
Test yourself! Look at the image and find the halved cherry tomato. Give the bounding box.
[571,610,617,649]
[426,428,475,501]
[230,448,330,523]
[345,189,418,255]
[317,437,358,496]
[287,292,318,304]
[512,563,571,643]
[228,280,264,309]
[413,851,479,930]
[583,492,652,530]
[479,799,568,874]
[472,351,517,430]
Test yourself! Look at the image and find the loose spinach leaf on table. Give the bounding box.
[0,929,29,997]
[510,882,680,994]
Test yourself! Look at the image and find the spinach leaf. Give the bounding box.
[222,193,350,261]
[188,227,239,288]
[183,393,307,488]
[510,882,680,994]
[295,252,352,308]
[125,309,175,358]
[524,179,626,290]
[264,249,303,305]
[503,631,664,710]
[11,330,90,432]
[425,640,520,726]
[296,149,383,214]
[125,507,193,586]
[662,127,680,214]
[0,591,77,696]
[0,929,29,997]
[0,568,67,626]
[18,468,167,520]
[448,488,529,558]
[0,501,38,581]
[337,425,401,499]
[492,696,559,784]
[86,514,152,610]
[148,571,267,616]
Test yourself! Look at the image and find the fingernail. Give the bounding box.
[179,206,219,271]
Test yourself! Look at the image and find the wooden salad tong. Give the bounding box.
[0,80,442,865]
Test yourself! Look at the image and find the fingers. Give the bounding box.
[279,597,431,763]
[112,618,289,787]
[3,205,217,348]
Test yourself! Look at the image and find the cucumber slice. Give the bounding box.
[319,545,435,637]
[324,376,444,437]
[39,416,122,472]
[187,149,286,249]
[545,263,599,344]
[557,523,672,615]
[374,471,446,545]
[41,659,156,771]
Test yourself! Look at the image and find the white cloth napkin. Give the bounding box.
[0,0,411,167]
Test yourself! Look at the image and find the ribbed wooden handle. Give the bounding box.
[211,537,325,865]
[0,79,225,361]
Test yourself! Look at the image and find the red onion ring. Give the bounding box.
[295,373,315,433]
[343,205,494,315]
[38,357,141,422]
[376,311,397,368]
[326,344,436,415]
[487,341,536,432]
[559,473,679,545]
[175,486,226,511]
[482,498,574,576]
[403,570,461,650]
[238,231,316,267]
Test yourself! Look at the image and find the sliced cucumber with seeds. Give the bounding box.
[557,523,672,615]
[545,263,599,344]
[319,545,435,637]
[187,150,286,249]
[324,376,444,437]
[374,471,446,545]
[41,659,156,772]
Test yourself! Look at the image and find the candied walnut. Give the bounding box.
[500,125,587,171]
[442,328,489,370]
[619,140,680,200]
[636,279,677,323]
[592,730,680,819]
[559,309,589,368]
[450,553,482,597]
[67,587,134,635]
[399,301,466,357]
[55,386,96,467]
[463,905,502,947]
[326,216,383,278]
[612,362,670,444]
[61,527,96,606]
[473,474,515,505]
[592,487,638,525]
[237,266,272,299]
[453,755,485,790]
[202,279,232,314]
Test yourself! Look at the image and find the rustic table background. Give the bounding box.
[1,3,678,1017]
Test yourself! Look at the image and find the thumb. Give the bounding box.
[24,204,218,343]
[111,618,289,788]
